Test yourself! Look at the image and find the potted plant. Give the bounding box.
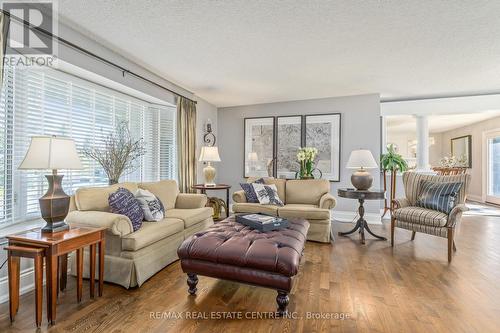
[83,121,146,185]
[380,144,408,216]
[297,147,318,179]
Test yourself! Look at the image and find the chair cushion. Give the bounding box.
[416,180,462,214]
[232,203,279,216]
[393,206,448,227]
[121,218,184,251]
[108,188,144,232]
[278,204,330,220]
[166,207,213,228]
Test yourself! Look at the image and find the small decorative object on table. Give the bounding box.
[236,213,289,232]
[18,136,83,233]
[296,147,319,179]
[192,183,231,220]
[346,149,378,190]
[199,146,221,186]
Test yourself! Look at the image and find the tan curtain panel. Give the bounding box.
[0,11,10,87]
[177,97,197,193]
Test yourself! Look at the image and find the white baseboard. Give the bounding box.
[467,194,483,203]
[333,210,383,225]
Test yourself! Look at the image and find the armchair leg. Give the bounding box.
[447,228,454,263]
[411,231,416,241]
[390,217,395,247]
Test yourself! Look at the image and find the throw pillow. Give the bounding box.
[240,178,265,203]
[135,189,165,221]
[252,183,284,206]
[108,187,144,232]
[416,180,463,214]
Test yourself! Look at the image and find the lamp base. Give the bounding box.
[203,163,217,187]
[351,169,373,191]
[39,174,71,233]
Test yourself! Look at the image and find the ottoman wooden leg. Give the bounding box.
[187,273,198,295]
[276,290,289,316]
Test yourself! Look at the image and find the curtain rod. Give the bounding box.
[1,10,197,105]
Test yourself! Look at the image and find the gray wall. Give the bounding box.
[217,93,382,213]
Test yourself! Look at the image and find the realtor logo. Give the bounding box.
[2,0,56,55]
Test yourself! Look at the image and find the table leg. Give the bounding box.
[34,255,43,328]
[7,253,20,322]
[98,239,105,296]
[45,257,51,322]
[338,218,362,236]
[364,222,387,241]
[47,254,58,324]
[89,244,96,298]
[76,248,83,302]
[226,189,230,217]
[59,253,68,292]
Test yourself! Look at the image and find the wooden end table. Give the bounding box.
[337,188,386,244]
[6,226,106,325]
[192,184,232,220]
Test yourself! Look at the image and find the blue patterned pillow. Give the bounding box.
[240,178,265,203]
[109,187,144,232]
[416,181,463,214]
[252,183,284,206]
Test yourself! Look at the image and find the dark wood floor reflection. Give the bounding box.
[1,215,499,333]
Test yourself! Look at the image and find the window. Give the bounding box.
[0,66,176,227]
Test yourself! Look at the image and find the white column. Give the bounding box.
[415,115,430,171]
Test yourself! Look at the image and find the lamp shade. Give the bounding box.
[346,149,378,169]
[19,136,83,170]
[199,146,221,162]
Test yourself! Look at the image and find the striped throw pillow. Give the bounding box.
[416,181,463,214]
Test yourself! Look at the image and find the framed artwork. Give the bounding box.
[305,114,341,181]
[276,116,303,179]
[451,135,472,168]
[244,117,275,178]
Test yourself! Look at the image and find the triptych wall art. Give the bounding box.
[244,113,341,181]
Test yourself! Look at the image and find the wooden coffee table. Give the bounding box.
[6,226,106,325]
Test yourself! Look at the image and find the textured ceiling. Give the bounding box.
[58,0,500,107]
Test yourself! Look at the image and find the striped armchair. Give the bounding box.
[391,172,470,262]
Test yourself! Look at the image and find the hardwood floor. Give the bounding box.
[1,215,500,333]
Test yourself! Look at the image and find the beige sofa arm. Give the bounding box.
[66,211,133,236]
[447,204,468,228]
[319,193,336,209]
[392,198,410,210]
[175,193,207,209]
[233,190,247,203]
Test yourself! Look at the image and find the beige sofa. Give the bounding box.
[232,178,336,243]
[66,180,213,288]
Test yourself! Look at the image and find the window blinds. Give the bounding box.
[0,66,176,226]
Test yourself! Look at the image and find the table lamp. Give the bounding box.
[346,149,378,190]
[199,146,221,186]
[19,136,83,233]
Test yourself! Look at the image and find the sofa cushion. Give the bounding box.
[135,189,165,221]
[278,204,330,220]
[232,202,279,216]
[393,206,448,227]
[252,183,284,206]
[121,218,184,251]
[240,178,265,203]
[166,207,213,228]
[75,182,138,211]
[285,179,330,205]
[139,180,179,210]
[247,177,286,203]
[109,188,144,232]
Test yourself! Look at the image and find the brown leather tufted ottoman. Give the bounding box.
[177,216,309,316]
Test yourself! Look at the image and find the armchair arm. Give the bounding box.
[392,198,410,210]
[175,193,208,209]
[233,190,247,203]
[66,211,133,236]
[447,204,468,228]
[319,193,336,209]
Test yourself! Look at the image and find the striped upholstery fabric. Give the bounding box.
[416,180,463,214]
[402,172,470,206]
[393,206,448,227]
[396,220,448,237]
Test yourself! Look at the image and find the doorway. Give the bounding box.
[486,130,500,205]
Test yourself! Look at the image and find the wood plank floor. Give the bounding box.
[1,215,500,333]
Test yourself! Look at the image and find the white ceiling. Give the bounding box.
[58,1,500,107]
[386,111,500,133]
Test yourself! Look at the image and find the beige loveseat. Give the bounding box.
[232,178,336,243]
[66,180,213,288]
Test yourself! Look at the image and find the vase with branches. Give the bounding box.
[380,144,409,217]
[83,121,146,185]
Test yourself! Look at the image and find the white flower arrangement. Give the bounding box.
[439,154,468,168]
[296,147,318,162]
